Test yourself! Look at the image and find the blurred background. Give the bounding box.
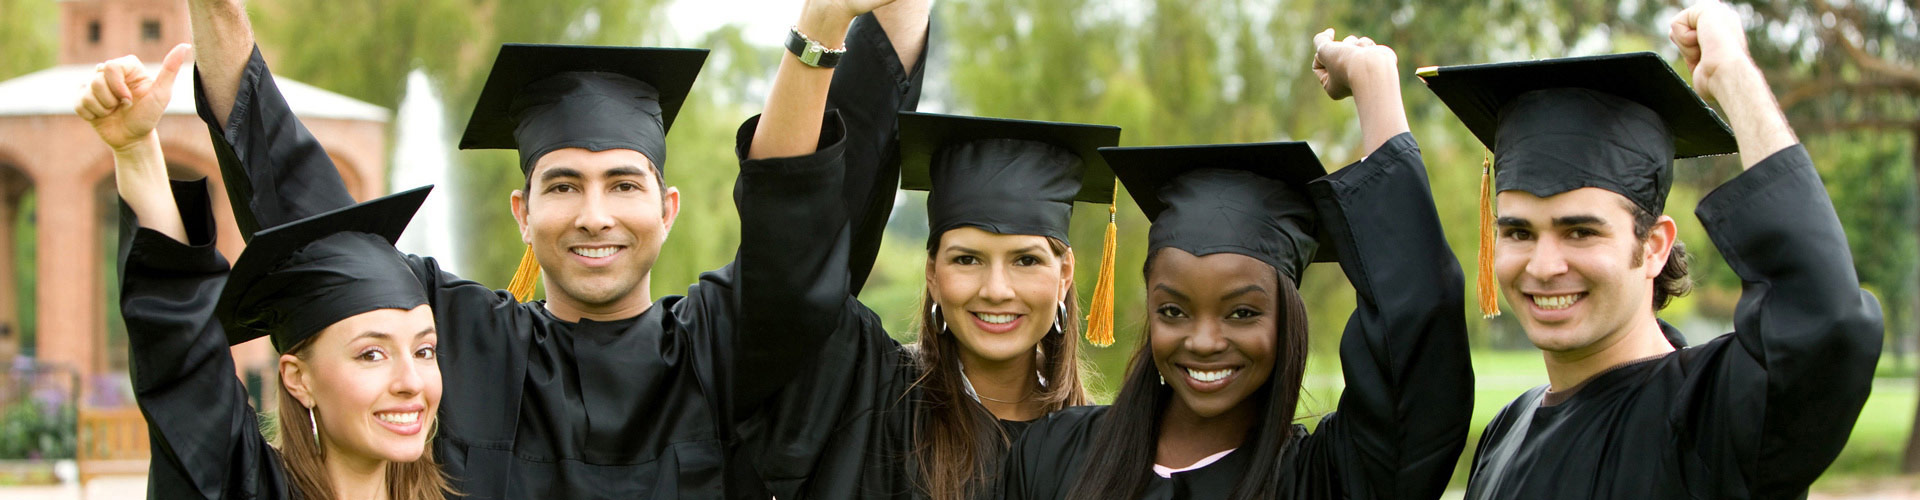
[0,0,1912,496]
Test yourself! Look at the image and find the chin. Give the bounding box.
[373,438,430,463]
[953,331,1047,363]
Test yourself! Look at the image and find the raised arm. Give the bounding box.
[1298,31,1473,500]
[77,46,192,242]
[186,0,255,131]
[1671,1,1883,491]
[828,1,930,294]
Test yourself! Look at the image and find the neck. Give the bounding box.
[1542,313,1674,392]
[541,274,654,323]
[321,441,390,500]
[1155,395,1257,468]
[958,351,1044,421]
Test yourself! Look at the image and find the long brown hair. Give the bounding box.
[913,235,1089,500]
[274,338,454,500]
[1063,255,1312,500]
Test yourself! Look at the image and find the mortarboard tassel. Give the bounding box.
[508,244,540,302]
[1478,151,1501,318]
[1084,202,1119,347]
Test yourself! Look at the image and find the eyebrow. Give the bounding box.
[605,166,651,179]
[1152,284,1191,302]
[414,325,437,340]
[538,167,584,185]
[1219,284,1268,301]
[1496,215,1610,229]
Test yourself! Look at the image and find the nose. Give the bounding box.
[575,188,616,236]
[978,262,1017,304]
[390,354,426,397]
[1184,319,1230,357]
[1523,236,1569,281]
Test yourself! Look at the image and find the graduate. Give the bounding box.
[82,47,451,499]
[995,30,1471,500]
[178,0,930,496]
[734,112,1121,500]
[1420,1,1883,497]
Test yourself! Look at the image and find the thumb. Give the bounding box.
[153,44,192,98]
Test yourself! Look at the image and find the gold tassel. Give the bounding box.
[1477,151,1501,318]
[507,245,540,302]
[1084,203,1119,347]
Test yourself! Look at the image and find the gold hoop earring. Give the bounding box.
[308,406,322,453]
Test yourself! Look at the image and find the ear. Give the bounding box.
[510,189,532,246]
[1643,214,1679,279]
[659,185,681,235]
[279,354,315,408]
[1057,249,1077,303]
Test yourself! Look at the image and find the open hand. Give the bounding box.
[75,44,191,151]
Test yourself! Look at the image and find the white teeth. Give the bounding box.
[1185,367,1235,382]
[977,313,1017,324]
[1532,293,1583,310]
[572,247,617,258]
[376,411,419,425]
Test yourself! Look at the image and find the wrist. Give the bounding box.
[111,132,163,159]
[1702,55,1764,102]
[1346,55,1401,99]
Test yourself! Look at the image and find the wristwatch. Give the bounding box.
[786,26,845,69]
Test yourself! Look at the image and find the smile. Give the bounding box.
[375,411,420,425]
[976,313,1018,324]
[570,246,622,259]
[1530,293,1585,310]
[1185,367,1236,382]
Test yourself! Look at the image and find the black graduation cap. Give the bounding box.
[1419,51,1737,215]
[898,111,1121,245]
[216,186,433,352]
[1101,142,1330,284]
[458,44,708,176]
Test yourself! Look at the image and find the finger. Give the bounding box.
[1314,28,1335,49]
[1344,35,1359,44]
[79,91,111,118]
[1358,37,1376,47]
[101,61,131,102]
[76,96,100,121]
[154,44,192,98]
[90,76,120,111]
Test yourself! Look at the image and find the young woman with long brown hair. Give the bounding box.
[736,113,1120,500]
[84,46,452,500]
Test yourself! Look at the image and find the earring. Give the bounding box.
[1157,373,1165,386]
[930,303,947,333]
[308,406,321,452]
[1050,301,1067,336]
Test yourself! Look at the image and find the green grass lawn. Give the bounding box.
[1297,350,1918,491]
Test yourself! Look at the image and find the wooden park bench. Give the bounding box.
[76,405,150,488]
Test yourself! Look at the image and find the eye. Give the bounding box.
[415,344,437,360]
[1567,228,1598,239]
[1156,305,1188,319]
[357,348,388,362]
[951,255,980,266]
[1226,307,1262,320]
[613,181,643,192]
[1014,255,1042,266]
[545,183,578,194]
[1501,228,1533,241]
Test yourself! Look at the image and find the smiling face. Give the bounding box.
[511,148,680,315]
[927,226,1075,366]
[281,304,441,465]
[1145,249,1279,422]
[1495,187,1674,356]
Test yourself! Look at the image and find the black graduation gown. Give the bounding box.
[192,47,879,500]
[999,133,1475,500]
[119,180,296,500]
[1464,145,1884,500]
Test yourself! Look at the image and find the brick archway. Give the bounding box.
[0,148,35,365]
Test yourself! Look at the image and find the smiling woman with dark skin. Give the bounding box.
[997,30,1473,500]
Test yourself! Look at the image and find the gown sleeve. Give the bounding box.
[1682,145,1884,493]
[193,45,359,238]
[828,12,929,295]
[120,180,292,500]
[1294,132,1474,499]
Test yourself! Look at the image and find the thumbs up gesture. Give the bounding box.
[76,44,192,151]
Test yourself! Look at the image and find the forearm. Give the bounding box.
[187,0,255,130]
[1704,62,1796,169]
[114,134,186,242]
[1346,53,1410,158]
[870,0,929,74]
[748,6,855,160]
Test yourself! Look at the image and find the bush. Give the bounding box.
[0,397,76,460]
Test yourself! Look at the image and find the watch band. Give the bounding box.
[785,26,845,69]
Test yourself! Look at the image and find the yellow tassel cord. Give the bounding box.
[1477,152,1501,318]
[507,245,541,302]
[1084,203,1119,347]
